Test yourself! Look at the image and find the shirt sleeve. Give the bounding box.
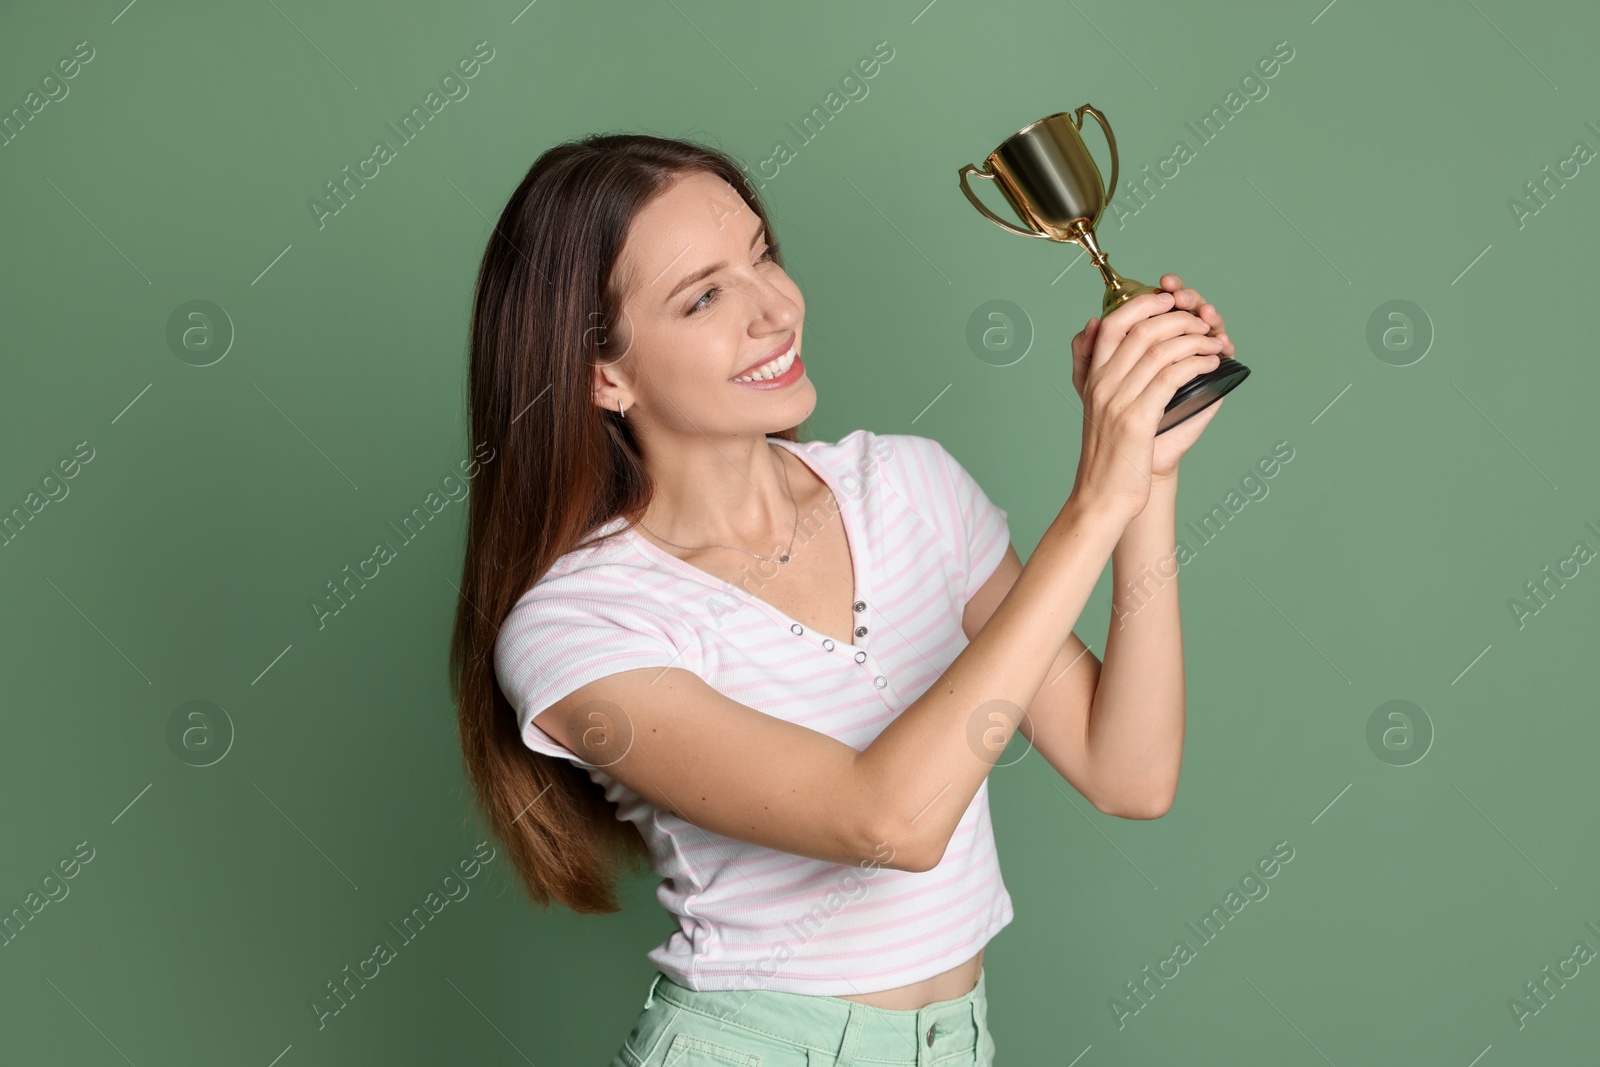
[887,433,1011,604]
[495,586,686,766]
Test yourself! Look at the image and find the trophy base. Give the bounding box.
[1158,359,1251,435]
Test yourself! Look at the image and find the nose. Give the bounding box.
[755,277,801,332]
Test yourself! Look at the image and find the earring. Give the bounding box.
[618,399,627,419]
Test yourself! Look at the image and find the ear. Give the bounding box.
[592,359,633,413]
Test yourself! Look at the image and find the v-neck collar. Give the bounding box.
[621,436,868,647]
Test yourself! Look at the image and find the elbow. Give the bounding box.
[1095,790,1175,820]
[861,819,944,873]
[906,833,950,872]
[853,755,945,872]
[1090,763,1179,819]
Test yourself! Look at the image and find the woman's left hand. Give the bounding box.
[1070,272,1233,486]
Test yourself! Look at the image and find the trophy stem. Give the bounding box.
[1069,219,1159,318]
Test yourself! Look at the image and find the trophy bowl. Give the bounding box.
[959,104,1250,434]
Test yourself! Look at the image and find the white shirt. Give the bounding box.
[495,429,1014,994]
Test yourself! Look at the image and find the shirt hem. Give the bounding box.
[649,900,1014,996]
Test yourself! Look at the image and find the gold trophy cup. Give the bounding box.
[959,104,1250,434]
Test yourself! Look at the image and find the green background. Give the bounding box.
[3,0,1598,1063]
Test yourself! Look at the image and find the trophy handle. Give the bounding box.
[958,163,1049,240]
[1073,104,1120,221]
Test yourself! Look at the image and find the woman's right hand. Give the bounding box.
[1066,290,1227,524]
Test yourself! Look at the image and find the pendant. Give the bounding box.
[779,555,789,563]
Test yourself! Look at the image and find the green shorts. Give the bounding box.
[611,967,996,1066]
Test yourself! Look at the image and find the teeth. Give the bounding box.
[733,344,797,382]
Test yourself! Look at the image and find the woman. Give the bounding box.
[450,132,1233,1066]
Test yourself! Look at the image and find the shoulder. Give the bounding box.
[512,518,635,599]
[496,522,678,654]
[865,431,956,477]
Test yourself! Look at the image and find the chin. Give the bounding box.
[755,391,817,436]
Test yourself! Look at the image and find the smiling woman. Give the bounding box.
[450,129,1223,1067]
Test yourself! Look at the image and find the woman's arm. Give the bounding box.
[1093,475,1186,816]
[857,491,1131,867]
[856,291,1227,869]
[1072,271,1232,816]
[959,477,1191,821]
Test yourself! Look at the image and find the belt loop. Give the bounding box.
[642,972,663,1010]
[833,1003,863,1067]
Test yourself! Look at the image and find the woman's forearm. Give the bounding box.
[855,492,1129,868]
[1091,476,1187,816]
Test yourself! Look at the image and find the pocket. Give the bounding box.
[615,1006,671,1067]
[660,1031,762,1066]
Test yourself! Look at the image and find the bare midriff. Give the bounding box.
[829,947,984,1010]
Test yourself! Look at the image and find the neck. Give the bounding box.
[636,436,797,551]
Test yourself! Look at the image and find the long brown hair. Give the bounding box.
[450,133,805,914]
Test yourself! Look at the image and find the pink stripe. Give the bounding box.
[710,832,996,944]
[695,833,986,918]
[676,905,1014,985]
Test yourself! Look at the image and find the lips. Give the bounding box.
[731,350,804,389]
[730,332,797,380]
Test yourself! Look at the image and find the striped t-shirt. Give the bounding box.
[494,429,1014,995]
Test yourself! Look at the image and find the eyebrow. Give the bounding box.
[663,221,768,304]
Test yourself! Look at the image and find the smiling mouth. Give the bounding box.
[730,337,799,382]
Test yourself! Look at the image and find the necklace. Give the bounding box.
[636,443,800,564]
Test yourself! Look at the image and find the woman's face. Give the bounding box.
[599,170,812,437]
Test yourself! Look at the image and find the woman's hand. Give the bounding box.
[1071,272,1232,494]
[1066,287,1226,524]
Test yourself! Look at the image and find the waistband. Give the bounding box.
[644,968,986,1063]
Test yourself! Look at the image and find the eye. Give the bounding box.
[690,286,721,314]
[688,244,782,315]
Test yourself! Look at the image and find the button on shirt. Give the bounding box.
[495,429,1014,996]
